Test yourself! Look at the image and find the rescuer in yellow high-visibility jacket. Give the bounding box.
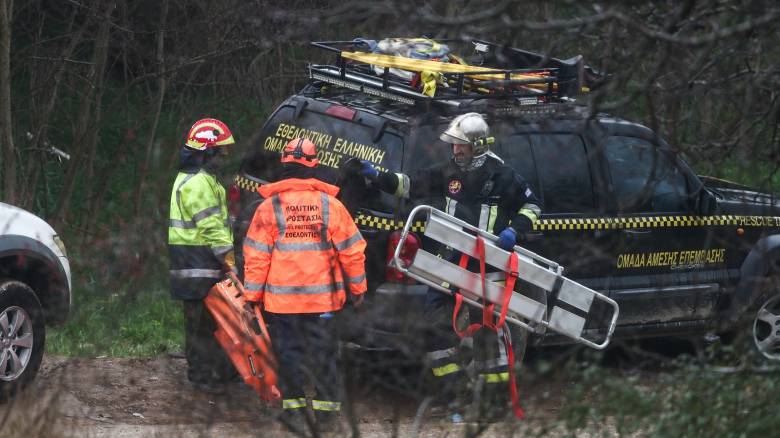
[243,138,366,430]
[168,118,237,389]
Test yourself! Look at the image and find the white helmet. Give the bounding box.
[440,112,494,156]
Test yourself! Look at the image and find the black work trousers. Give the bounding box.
[182,299,236,384]
[267,313,342,413]
[423,287,510,406]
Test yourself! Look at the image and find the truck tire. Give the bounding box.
[0,280,46,402]
[746,278,780,363]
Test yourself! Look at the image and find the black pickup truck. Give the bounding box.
[231,40,780,362]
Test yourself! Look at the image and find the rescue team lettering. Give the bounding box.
[263,122,389,172]
[275,124,333,149]
[331,138,386,164]
[616,248,726,269]
[737,216,780,227]
[284,205,322,238]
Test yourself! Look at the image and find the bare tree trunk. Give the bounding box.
[0,0,15,204]
[133,0,168,219]
[79,1,115,230]
[23,5,87,210]
[51,0,114,229]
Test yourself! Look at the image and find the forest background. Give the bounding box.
[1,0,779,434]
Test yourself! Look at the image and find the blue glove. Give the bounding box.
[497,227,517,250]
[358,160,379,179]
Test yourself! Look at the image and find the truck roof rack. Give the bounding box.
[308,39,592,107]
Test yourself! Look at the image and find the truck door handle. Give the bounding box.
[519,231,544,242]
[622,229,652,236]
[360,228,380,239]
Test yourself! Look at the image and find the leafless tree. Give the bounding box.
[0,0,15,204]
[2,1,780,434]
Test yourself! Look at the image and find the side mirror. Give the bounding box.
[696,189,717,215]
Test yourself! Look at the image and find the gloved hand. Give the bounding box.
[497,227,517,251]
[243,301,260,314]
[358,160,379,179]
[223,250,238,275]
[245,292,264,304]
[352,293,365,310]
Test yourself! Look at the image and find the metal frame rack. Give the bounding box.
[308,39,576,106]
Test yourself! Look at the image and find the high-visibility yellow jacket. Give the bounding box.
[168,169,233,299]
[243,178,367,314]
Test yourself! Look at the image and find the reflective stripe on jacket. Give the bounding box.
[168,170,233,299]
[243,178,367,314]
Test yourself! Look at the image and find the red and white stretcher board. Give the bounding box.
[392,205,620,350]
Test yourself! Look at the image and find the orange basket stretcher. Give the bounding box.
[204,273,280,401]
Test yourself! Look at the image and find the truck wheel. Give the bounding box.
[0,280,46,402]
[749,292,780,362]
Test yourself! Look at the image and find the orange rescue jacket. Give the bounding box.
[243,178,367,314]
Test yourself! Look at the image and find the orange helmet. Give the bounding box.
[281,138,319,168]
[185,118,235,150]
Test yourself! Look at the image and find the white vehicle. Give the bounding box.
[0,202,71,401]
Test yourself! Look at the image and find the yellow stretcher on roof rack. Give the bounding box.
[340,51,556,92]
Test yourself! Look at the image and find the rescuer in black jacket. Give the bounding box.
[359,112,542,422]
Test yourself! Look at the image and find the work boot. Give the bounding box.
[278,409,311,436]
[423,370,470,423]
[472,385,509,423]
[314,410,342,435]
[187,379,227,395]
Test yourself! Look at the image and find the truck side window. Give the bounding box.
[519,134,595,213]
[500,135,539,193]
[604,136,688,213]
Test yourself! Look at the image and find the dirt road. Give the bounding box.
[0,354,576,437]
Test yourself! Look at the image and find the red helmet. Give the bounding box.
[281,138,319,168]
[185,118,235,150]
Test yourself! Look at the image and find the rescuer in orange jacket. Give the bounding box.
[243,137,367,431]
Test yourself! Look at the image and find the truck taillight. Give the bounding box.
[385,230,420,284]
[325,104,356,121]
[227,184,241,218]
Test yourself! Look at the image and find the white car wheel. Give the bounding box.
[0,281,45,402]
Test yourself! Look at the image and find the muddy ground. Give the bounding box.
[0,352,585,437]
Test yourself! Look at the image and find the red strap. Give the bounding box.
[450,238,525,419]
[451,239,519,337]
[497,252,523,418]
[452,237,490,338]
[452,292,482,338]
[494,252,518,329]
[410,73,420,88]
[475,238,496,330]
[503,328,525,419]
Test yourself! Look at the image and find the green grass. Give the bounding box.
[46,286,184,357]
[552,356,780,437]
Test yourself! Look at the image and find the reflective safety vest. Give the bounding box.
[168,169,233,300]
[243,178,367,314]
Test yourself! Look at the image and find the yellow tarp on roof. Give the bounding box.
[340,51,552,90]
